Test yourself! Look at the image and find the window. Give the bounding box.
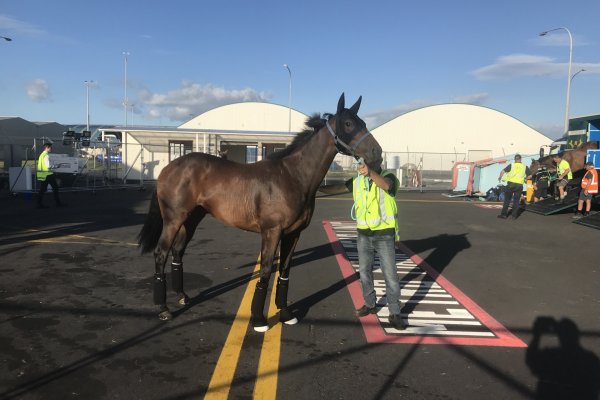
[246,145,258,163]
[169,140,193,162]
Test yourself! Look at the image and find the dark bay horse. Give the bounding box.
[138,93,383,332]
[530,141,598,180]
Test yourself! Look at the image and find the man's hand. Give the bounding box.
[584,189,589,196]
[358,163,370,177]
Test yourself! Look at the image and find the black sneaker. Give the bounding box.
[389,314,406,330]
[572,213,582,219]
[355,305,377,317]
[497,214,508,219]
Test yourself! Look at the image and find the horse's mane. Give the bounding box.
[267,114,327,160]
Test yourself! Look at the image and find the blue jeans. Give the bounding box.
[357,232,402,315]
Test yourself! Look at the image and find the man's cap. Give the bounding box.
[514,154,521,160]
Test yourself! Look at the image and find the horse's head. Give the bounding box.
[329,93,383,172]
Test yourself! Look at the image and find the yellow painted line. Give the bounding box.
[2,225,138,246]
[205,257,261,400]
[253,273,281,399]
[28,239,138,247]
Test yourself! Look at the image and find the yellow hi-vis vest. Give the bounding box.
[505,162,526,184]
[557,159,573,180]
[36,150,53,181]
[352,170,399,240]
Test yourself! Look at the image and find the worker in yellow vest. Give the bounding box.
[345,160,405,331]
[552,153,572,203]
[498,154,531,219]
[36,143,65,208]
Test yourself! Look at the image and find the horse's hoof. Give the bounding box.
[253,324,269,333]
[279,308,298,325]
[177,293,190,306]
[251,315,269,333]
[158,310,172,321]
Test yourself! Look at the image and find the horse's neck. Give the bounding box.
[284,129,338,194]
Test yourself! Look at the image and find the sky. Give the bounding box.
[1,1,600,139]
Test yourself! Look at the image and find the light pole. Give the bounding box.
[84,80,95,132]
[123,51,130,127]
[539,27,572,135]
[283,64,292,132]
[571,68,585,83]
[1,36,11,42]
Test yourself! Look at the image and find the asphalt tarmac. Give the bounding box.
[0,187,598,400]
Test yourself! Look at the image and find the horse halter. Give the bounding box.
[325,118,372,158]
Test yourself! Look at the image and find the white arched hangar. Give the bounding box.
[372,104,552,169]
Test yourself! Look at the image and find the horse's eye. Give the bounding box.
[345,121,353,128]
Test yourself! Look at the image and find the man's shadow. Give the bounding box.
[526,316,600,400]
[399,233,471,314]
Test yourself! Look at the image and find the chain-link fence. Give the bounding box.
[3,137,129,193]
[384,152,466,191]
[3,138,464,193]
[319,152,465,191]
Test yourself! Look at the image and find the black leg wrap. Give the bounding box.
[251,281,268,317]
[171,263,183,293]
[153,273,167,305]
[275,277,289,309]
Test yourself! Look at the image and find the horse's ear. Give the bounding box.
[337,93,345,115]
[349,96,362,115]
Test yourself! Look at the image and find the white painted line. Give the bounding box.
[384,328,495,336]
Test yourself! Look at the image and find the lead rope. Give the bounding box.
[350,158,369,221]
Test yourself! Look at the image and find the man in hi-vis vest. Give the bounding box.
[573,161,598,219]
[345,160,405,331]
[36,143,65,208]
[498,154,531,219]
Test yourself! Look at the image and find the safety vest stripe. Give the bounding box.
[356,216,397,225]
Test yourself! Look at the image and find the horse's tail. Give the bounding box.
[138,189,163,254]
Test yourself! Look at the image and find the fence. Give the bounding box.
[384,152,467,190]
[2,139,465,193]
[2,137,129,193]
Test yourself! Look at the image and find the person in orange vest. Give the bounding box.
[572,162,598,219]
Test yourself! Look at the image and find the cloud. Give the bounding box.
[364,93,489,129]
[26,79,52,102]
[0,13,77,44]
[472,53,600,80]
[0,14,46,36]
[138,81,272,122]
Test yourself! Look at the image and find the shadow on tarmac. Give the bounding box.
[0,189,149,247]
[526,316,600,400]
[174,243,336,319]
[400,233,471,315]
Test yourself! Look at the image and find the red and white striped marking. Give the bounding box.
[323,221,525,347]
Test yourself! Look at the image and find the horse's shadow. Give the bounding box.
[289,233,472,321]
[173,243,336,318]
[175,233,471,323]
